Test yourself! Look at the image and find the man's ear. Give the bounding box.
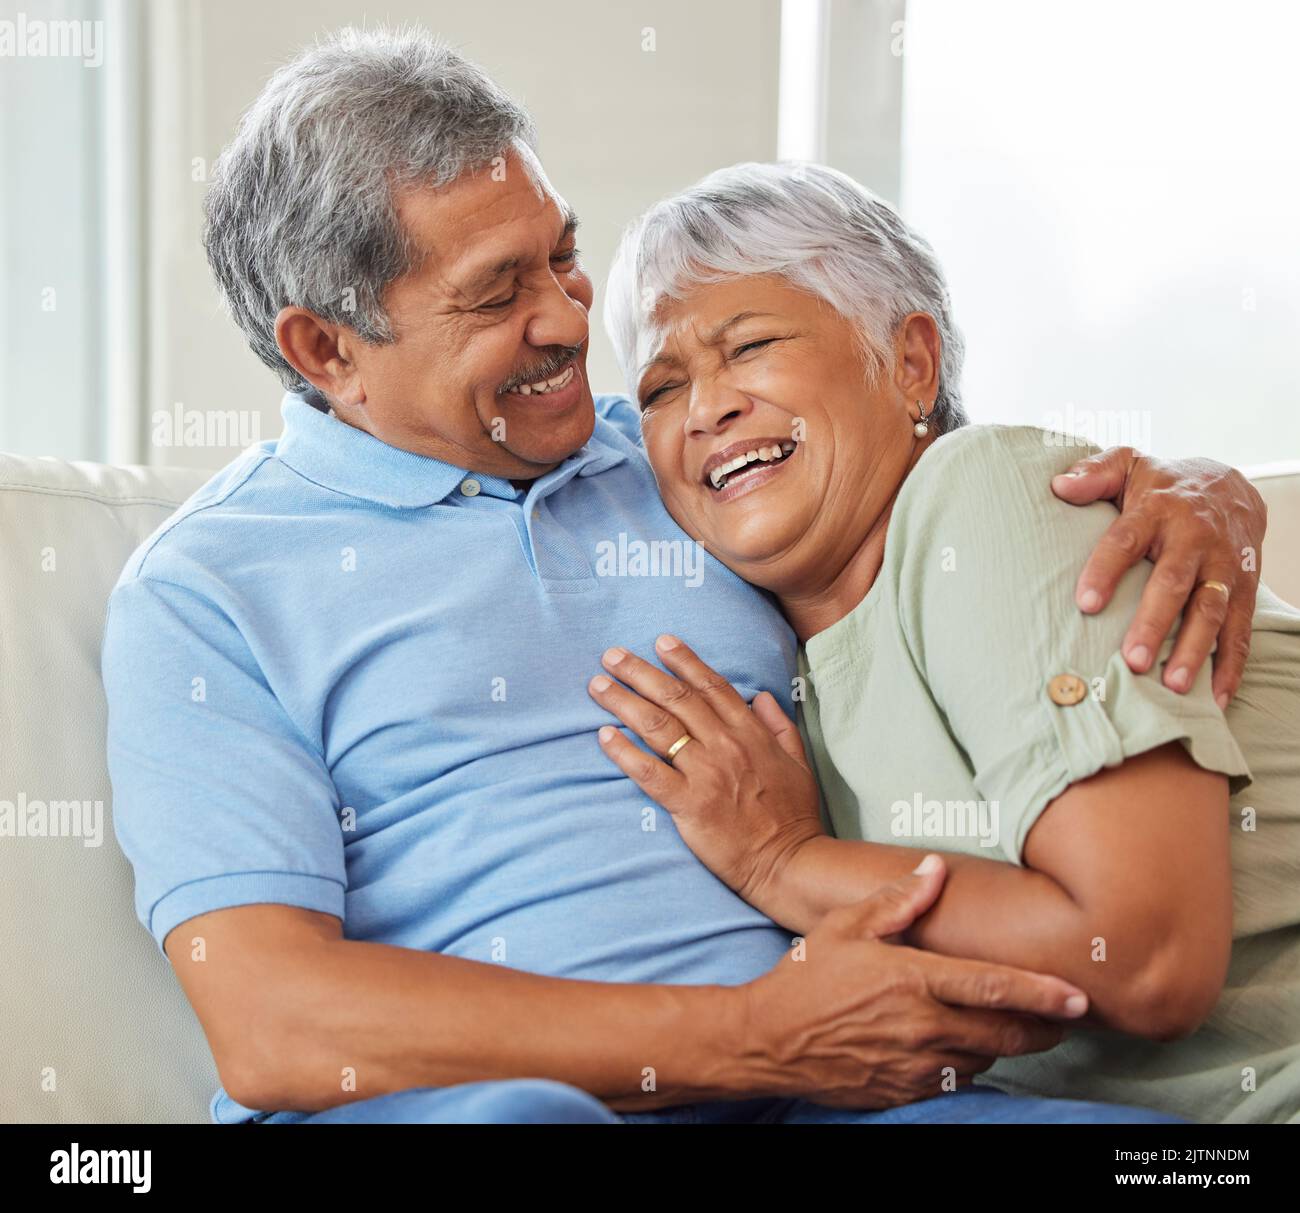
[893,312,942,402]
[275,307,365,406]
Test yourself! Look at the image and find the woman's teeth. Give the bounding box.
[708,442,796,490]
[511,365,575,396]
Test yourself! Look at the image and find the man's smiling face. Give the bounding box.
[331,142,596,478]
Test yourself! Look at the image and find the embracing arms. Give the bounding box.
[590,644,1231,1042]
[777,744,1232,1040]
[110,547,1083,1118]
[165,868,1085,1114]
[588,445,1256,1042]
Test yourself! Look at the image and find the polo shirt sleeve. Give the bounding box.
[889,424,1250,865]
[103,573,347,955]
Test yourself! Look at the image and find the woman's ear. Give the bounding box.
[275,306,365,406]
[894,312,942,402]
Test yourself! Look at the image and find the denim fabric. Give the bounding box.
[266,1081,1181,1125]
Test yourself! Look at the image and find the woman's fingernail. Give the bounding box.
[1128,644,1151,669]
[912,853,942,876]
[1215,692,1230,711]
[1165,666,1190,692]
[1079,589,1101,612]
[1064,994,1089,1017]
[603,647,627,666]
[590,675,612,693]
[598,726,617,744]
[656,634,681,651]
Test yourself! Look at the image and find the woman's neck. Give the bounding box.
[778,440,930,644]
[777,506,893,643]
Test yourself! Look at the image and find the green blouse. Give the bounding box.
[797,424,1300,1123]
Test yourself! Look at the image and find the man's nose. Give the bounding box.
[524,278,589,351]
[686,379,752,435]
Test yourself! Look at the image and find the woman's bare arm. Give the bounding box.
[771,743,1233,1039]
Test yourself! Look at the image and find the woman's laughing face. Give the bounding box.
[635,273,938,597]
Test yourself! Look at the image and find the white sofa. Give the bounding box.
[3,448,1299,1124]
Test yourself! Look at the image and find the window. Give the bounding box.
[899,0,1300,466]
[0,0,144,463]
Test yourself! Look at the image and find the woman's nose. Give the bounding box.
[685,381,752,435]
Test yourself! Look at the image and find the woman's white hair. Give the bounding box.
[603,161,968,433]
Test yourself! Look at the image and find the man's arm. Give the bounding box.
[167,864,1087,1115]
[1052,447,1266,706]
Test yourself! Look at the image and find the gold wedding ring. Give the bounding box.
[1200,579,1231,600]
[665,734,694,764]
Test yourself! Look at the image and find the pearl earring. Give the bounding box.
[913,399,933,438]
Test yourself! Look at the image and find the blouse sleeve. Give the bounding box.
[887,424,1250,865]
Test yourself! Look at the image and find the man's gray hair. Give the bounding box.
[603,162,968,434]
[203,26,537,391]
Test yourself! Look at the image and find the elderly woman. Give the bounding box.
[590,162,1300,1124]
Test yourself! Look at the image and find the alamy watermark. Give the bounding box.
[0,793,103,847]
[50,1143,150,1193]
[0,13,103,67]
[890,793,1000,850]
[594,533,704,588]
[1041,402,1151,451]
[152,403,261,448]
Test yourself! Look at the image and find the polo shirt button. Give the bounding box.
[460,479,481,497]
[1048,673,1087,706]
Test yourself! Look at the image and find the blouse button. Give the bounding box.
[460,479,481,497]
[1048,673,1087,706]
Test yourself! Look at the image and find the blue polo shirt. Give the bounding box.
[102,391,797,1123]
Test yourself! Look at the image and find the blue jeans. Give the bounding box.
[264,1081,1181,1124]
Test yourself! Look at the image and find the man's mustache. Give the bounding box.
[498,344,584,395]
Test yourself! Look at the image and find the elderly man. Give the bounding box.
[103,27,1264,1125]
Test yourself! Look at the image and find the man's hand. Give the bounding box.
[1052,447,1265,708]
[738,856,1088,1109]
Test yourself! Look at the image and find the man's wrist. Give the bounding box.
[603,981,783,1108]
[698,977,794,1101]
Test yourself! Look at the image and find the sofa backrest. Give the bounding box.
[1,453,216,1123]
[1247,461,1300,607]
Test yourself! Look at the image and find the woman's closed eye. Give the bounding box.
[732,337,778,358]
[640,381,681,410]
[639,337,787,408]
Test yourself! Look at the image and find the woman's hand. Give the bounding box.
[1051,447,1266,708]
[588,634,824,916]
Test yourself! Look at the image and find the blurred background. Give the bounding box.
[1,0,1297,470]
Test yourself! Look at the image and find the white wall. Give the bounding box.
[147,0,781,468]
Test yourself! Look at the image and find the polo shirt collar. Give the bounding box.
[273,391,626,508]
